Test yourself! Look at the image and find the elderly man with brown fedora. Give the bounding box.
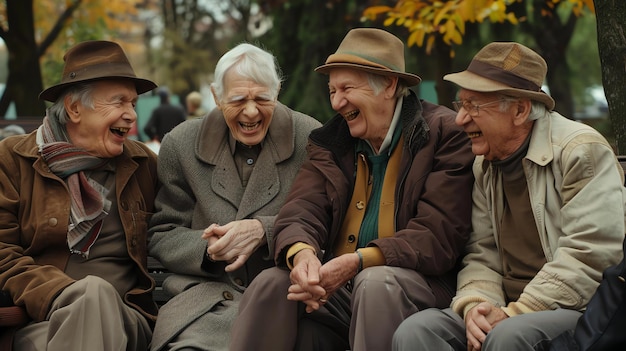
[230,27,474,351]
[392,42,626,351]
[0,40,160,351]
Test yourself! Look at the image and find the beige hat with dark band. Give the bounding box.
[39,40,157,102]
[315,28,421,87]
[444,42,555,110]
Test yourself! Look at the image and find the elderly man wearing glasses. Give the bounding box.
[393,42,626,351]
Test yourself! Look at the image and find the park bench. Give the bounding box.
[2,156,626,347]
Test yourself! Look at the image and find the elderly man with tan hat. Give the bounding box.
[230,27,474,351]
[393,42,626,351]
[0,40,160,350]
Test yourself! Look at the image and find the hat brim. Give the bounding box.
[315,63,422,87]
[39,76,157,102]
[444,71,555,111]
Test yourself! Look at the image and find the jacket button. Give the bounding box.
[48,218,58,226]
[356,201,365,210]
[348,234,356,243]
[222,291,234,300]
[234,278,244,286]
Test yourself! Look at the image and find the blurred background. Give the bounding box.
[0,1,620,147]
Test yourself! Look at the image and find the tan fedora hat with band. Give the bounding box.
[39,40,157,102]
[315,28,421,87]
[444,42,555,110]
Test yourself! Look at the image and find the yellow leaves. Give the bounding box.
[363,6,394,21]
[362,0,592,54]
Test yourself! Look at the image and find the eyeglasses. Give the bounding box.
[452,99,501,117]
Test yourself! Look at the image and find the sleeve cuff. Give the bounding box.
[286,242,316,270]
[358,247,385,269]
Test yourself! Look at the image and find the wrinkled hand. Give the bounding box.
[201,219,266,272]
[317,253,359,297]
[288,252,360,313]
[288,249,325,313]
[465,302,508,351]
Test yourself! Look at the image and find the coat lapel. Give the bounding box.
[237,140,280,219]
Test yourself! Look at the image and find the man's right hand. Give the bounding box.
[465,302,508,351]
[287,249,326,313]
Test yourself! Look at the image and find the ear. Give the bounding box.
[384,77,399,99]
[64,94,81,123]
[512,99,532,126]
[210,86,221,110]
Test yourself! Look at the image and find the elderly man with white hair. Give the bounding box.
[147,43,321,351]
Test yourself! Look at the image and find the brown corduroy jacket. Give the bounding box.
[0,130,159,323]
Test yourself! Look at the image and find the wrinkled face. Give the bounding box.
[328,68,395,147]
[216,70,276,146]
[65,80,138,158]
[455,89,524,161]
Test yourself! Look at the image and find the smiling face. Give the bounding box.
[455,89,533,161]
[327,68,397,151]
[214,69,277,146]
[64,80,138,158]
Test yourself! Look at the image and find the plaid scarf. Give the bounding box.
[37,115,111,258]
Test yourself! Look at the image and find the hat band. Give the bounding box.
[467,60,540,92]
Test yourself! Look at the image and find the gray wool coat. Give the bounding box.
[147,102,321,350]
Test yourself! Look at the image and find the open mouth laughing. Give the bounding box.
[343,110,359,121]
[111,127,129,137]
[240,121,261,131]
[467,131,482,138]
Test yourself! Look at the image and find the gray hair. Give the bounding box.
[211,43,283,102]
[366,73,409,98]
[528,100,549,121]
[47,83,95,125]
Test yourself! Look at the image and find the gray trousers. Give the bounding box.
[392,307,582,351]
[231,265,452,351]
[13,275,151,351]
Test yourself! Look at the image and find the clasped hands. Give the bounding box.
[287,249,360,313]
[201,219,266,272]
[465,302,509,351]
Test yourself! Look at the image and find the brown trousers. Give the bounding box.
[231,265,453,351]
[13,275,151,351]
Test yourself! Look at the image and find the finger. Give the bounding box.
[287,284,306,294]
[207,234,231,256]
[302,298,321,313]
[201,223,220,239]
[466,329,482,351]
[466,320,487,346]
[224,255,247,272]
[287,291,313,302]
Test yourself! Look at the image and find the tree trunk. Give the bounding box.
[529,0,577,119]
[594,0,626,153]
[1,1,46,118]
[433,37,454,110]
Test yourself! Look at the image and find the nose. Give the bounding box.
[454,109,470,126]
[242,100,259,116]
[330,92,347,111]
[122,103,137,122]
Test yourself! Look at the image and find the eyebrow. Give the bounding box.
[226,93,273,102]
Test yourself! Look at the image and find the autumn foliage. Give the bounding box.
[363,0,595,55]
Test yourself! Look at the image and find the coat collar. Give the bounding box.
[525,112,554,166]
[195,102,295,165]
[309,90,429,157]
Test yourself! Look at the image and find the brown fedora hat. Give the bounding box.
[39,40,157,102]
[444,42,555,110]
[315,28,421,87]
